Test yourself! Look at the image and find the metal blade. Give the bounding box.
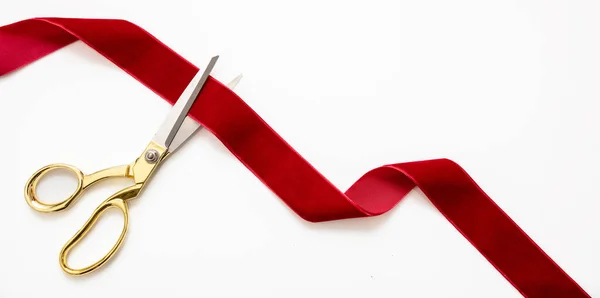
[166,74,243,153]
[153,55,219,150]
[227,74,243,90]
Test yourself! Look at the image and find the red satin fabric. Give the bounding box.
[0,18,590,297]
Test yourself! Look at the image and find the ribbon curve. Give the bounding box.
[0,17,590,297]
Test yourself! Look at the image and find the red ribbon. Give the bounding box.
[0,17,590,297]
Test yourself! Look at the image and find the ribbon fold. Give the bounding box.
[0,17,589,297]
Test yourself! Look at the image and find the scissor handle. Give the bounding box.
[59,183,142,276]
[24,163,131,213]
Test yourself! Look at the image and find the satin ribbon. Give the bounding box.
[0,17,590,297]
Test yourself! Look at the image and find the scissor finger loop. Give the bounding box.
[24,163,85,213]
[59,184,139,276]
[24,163,132,213]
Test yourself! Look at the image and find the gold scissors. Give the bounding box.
[24,55,241,276]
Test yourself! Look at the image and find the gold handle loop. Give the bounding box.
[24,163,131,213]
[24,164,85,213]
[59,184,142,276]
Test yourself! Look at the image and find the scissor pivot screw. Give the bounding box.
[144,149,159,163]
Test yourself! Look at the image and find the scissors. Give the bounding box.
[24,55,242,276]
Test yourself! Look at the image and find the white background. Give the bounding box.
[1,0,598,297]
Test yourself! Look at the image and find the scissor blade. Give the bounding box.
[153,55,219,150]
[166,74,243,153]
[227,74,243,90]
